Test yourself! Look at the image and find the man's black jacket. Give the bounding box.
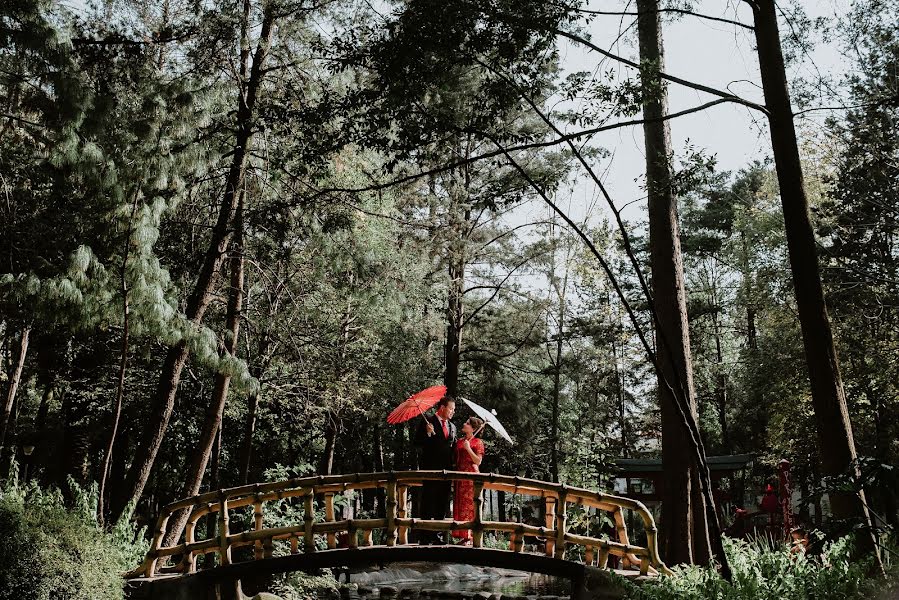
[414,414,457,470]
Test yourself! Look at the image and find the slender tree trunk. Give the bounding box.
[549,235,569,483]
[239,297,271,485]
[320,411,339,475]
[319,301,353,476]
[98,290,129,526]
[0,326,30,452]
[741,229,758,350]
[636,0,711,566]
[98,194,140,526]
[164,198,246,547]
[108,8,275,524]
[444,170,470,399]
[712,312,729,453]
[35,382,52,434]
[751,0,880,562]
[445,252,464,398]
[204,424,222,568]
[239,384,260,485]
[612,340,628,458]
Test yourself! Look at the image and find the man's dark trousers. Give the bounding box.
[414,414,456,544]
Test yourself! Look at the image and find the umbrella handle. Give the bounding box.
[474,423,487,437]
[418,404,433,431]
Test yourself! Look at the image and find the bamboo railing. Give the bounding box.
[130,471,671,579]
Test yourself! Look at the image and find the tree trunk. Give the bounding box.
[444,172,469,399]
[204,424,222,569]
[239,324,271,485]
[549,237,569,483]
[636,0,711,566]
[35,382,52,435]
[98,193,140,526]
[97,290,129,526]
[164,197,246,547]
[108,8,275,524]
[320,411,339,475]
[750,0,880,562]
[444,253,464,398]
[0,326,30,452]
[712,312,729,453]
[238,386,260,485]
[738,227,758,350]
[612,340,628,458]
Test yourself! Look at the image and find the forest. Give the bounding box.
[1,0,898,598]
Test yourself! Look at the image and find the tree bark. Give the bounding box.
[712,312,729,453]
[548,230,569,483]
[98,193,140,526]
[320,410,339,475]
[97,284,129,526]
[238,386,260,485]
[204,424,222,569]
[163,196,246,547]
[444,168,470,399]
[0,326,30,452]
[636,0,712,566]
[750,0,880,562]
[239,309,272,485]
[444,247,465,398]
[108,7,275,524]
[612,339,628,458]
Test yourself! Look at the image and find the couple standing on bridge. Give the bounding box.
[413,395,486,546]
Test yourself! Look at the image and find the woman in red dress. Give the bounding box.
[452,417,485,545]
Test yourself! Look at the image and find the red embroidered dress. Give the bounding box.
[452,437,485,542]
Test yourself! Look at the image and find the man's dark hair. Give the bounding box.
[437,395,456,408]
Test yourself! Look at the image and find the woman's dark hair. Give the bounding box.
[437,395,456,408]
[468,417,485,431]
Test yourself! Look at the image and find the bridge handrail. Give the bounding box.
[131,471,671,579]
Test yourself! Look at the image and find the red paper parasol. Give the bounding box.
[387,385,447,424]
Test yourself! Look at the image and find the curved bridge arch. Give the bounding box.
[128,471,671,592]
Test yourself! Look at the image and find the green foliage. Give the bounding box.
[268,571,339,600]
[0,477,146,600]
[626,537,874,600]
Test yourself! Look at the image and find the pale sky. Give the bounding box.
[514,0,854,227]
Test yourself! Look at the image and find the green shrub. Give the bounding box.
[626,536,878,600]
[0,477,146,600]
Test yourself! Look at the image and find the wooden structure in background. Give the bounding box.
[613,454,754,512]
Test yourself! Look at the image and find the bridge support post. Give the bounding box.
[144,513,170,577]
[324,493,337,549]
[472,482,484,548]
[397,486,409,544]
[554,491,568,560]
[544,498,556,556]
[217,494,231,567]
[253,496,264,560]
[386,480,398,546]
[304,493,315,552]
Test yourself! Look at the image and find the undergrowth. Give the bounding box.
[0,473,146,600]
[625,535,893,600]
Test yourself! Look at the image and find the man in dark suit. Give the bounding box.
[414,395,456,544]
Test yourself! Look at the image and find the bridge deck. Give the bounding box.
[126,546,652,600]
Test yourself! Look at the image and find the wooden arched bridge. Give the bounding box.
[127,471,670,599]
